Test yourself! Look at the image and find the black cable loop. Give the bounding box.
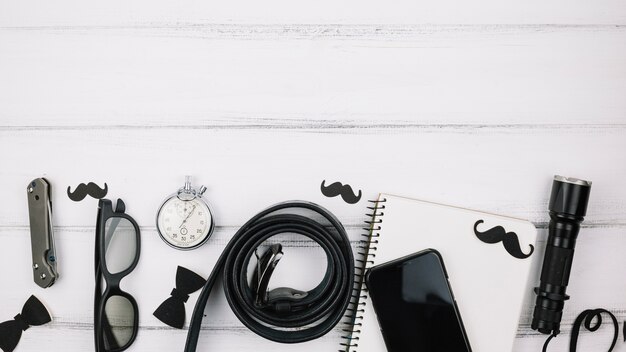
[542,309,619,352]
[542,332,558,352]
[569,309,618,352]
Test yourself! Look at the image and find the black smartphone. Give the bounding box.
[365,249,472,352]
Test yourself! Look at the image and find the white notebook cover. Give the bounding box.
[351,194,537,352]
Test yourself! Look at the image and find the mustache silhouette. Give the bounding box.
[473,220,534,259]
[320,180,362,204]
[67,182,108,201]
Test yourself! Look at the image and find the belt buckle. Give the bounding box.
[253,243,307,311]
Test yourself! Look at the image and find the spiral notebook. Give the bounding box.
[342,193,538,352]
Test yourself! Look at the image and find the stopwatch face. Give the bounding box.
[157,196,213,249]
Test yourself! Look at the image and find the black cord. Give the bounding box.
[542,331,558,352]
[569,309,618,352]
[184,201,354,351]
[542,309,619,352]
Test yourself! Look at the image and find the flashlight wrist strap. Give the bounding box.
[542,308,619,352]
[569,309,618,352]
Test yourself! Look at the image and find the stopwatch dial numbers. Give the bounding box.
[158,198,211,248]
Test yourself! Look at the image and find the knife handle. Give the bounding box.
[27,178,58,288]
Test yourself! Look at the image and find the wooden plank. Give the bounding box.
[0,226,340,328]
[1,127,624,350]
[0,127,624,228]
[1,225,624,351]
[11,325,341,352]
[515,327,624,351]
[1,26,625,126]
[1,1,625,26]
[2,2,626,350]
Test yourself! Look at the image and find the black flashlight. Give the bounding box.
[531,175,592,335]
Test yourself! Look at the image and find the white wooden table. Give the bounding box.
[1,1,625,351]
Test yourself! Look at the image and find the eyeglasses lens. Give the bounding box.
[102,295,136,350]
[104,217,137,274]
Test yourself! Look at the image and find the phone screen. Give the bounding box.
[366,250,471,352]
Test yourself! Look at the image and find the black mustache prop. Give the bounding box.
[67,182,108,201]
[320,180,362,204]
[473,220,534,259]
[0,295,52,352]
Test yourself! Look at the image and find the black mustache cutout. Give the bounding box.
[67,182,108,201]
[320,180,362,204]
[473,220,534,259]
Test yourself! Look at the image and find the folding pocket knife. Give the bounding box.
[27,178,58,288]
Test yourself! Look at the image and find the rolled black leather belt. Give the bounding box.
[184,201,355,351]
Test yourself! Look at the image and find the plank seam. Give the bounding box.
[1,123,626,132]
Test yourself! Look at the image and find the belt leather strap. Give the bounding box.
[184,201,354,351]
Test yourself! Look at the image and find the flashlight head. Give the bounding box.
[549,176,592,219]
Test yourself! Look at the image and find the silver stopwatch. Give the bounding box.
[156,176,215,250]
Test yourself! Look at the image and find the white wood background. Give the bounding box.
[1,1,625,351]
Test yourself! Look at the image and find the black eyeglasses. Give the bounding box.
[95,199,140,352]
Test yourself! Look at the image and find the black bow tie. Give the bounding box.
[154,266,206,329]
[0,295,52,352]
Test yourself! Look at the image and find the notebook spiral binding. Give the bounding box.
[339,197,386,352]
